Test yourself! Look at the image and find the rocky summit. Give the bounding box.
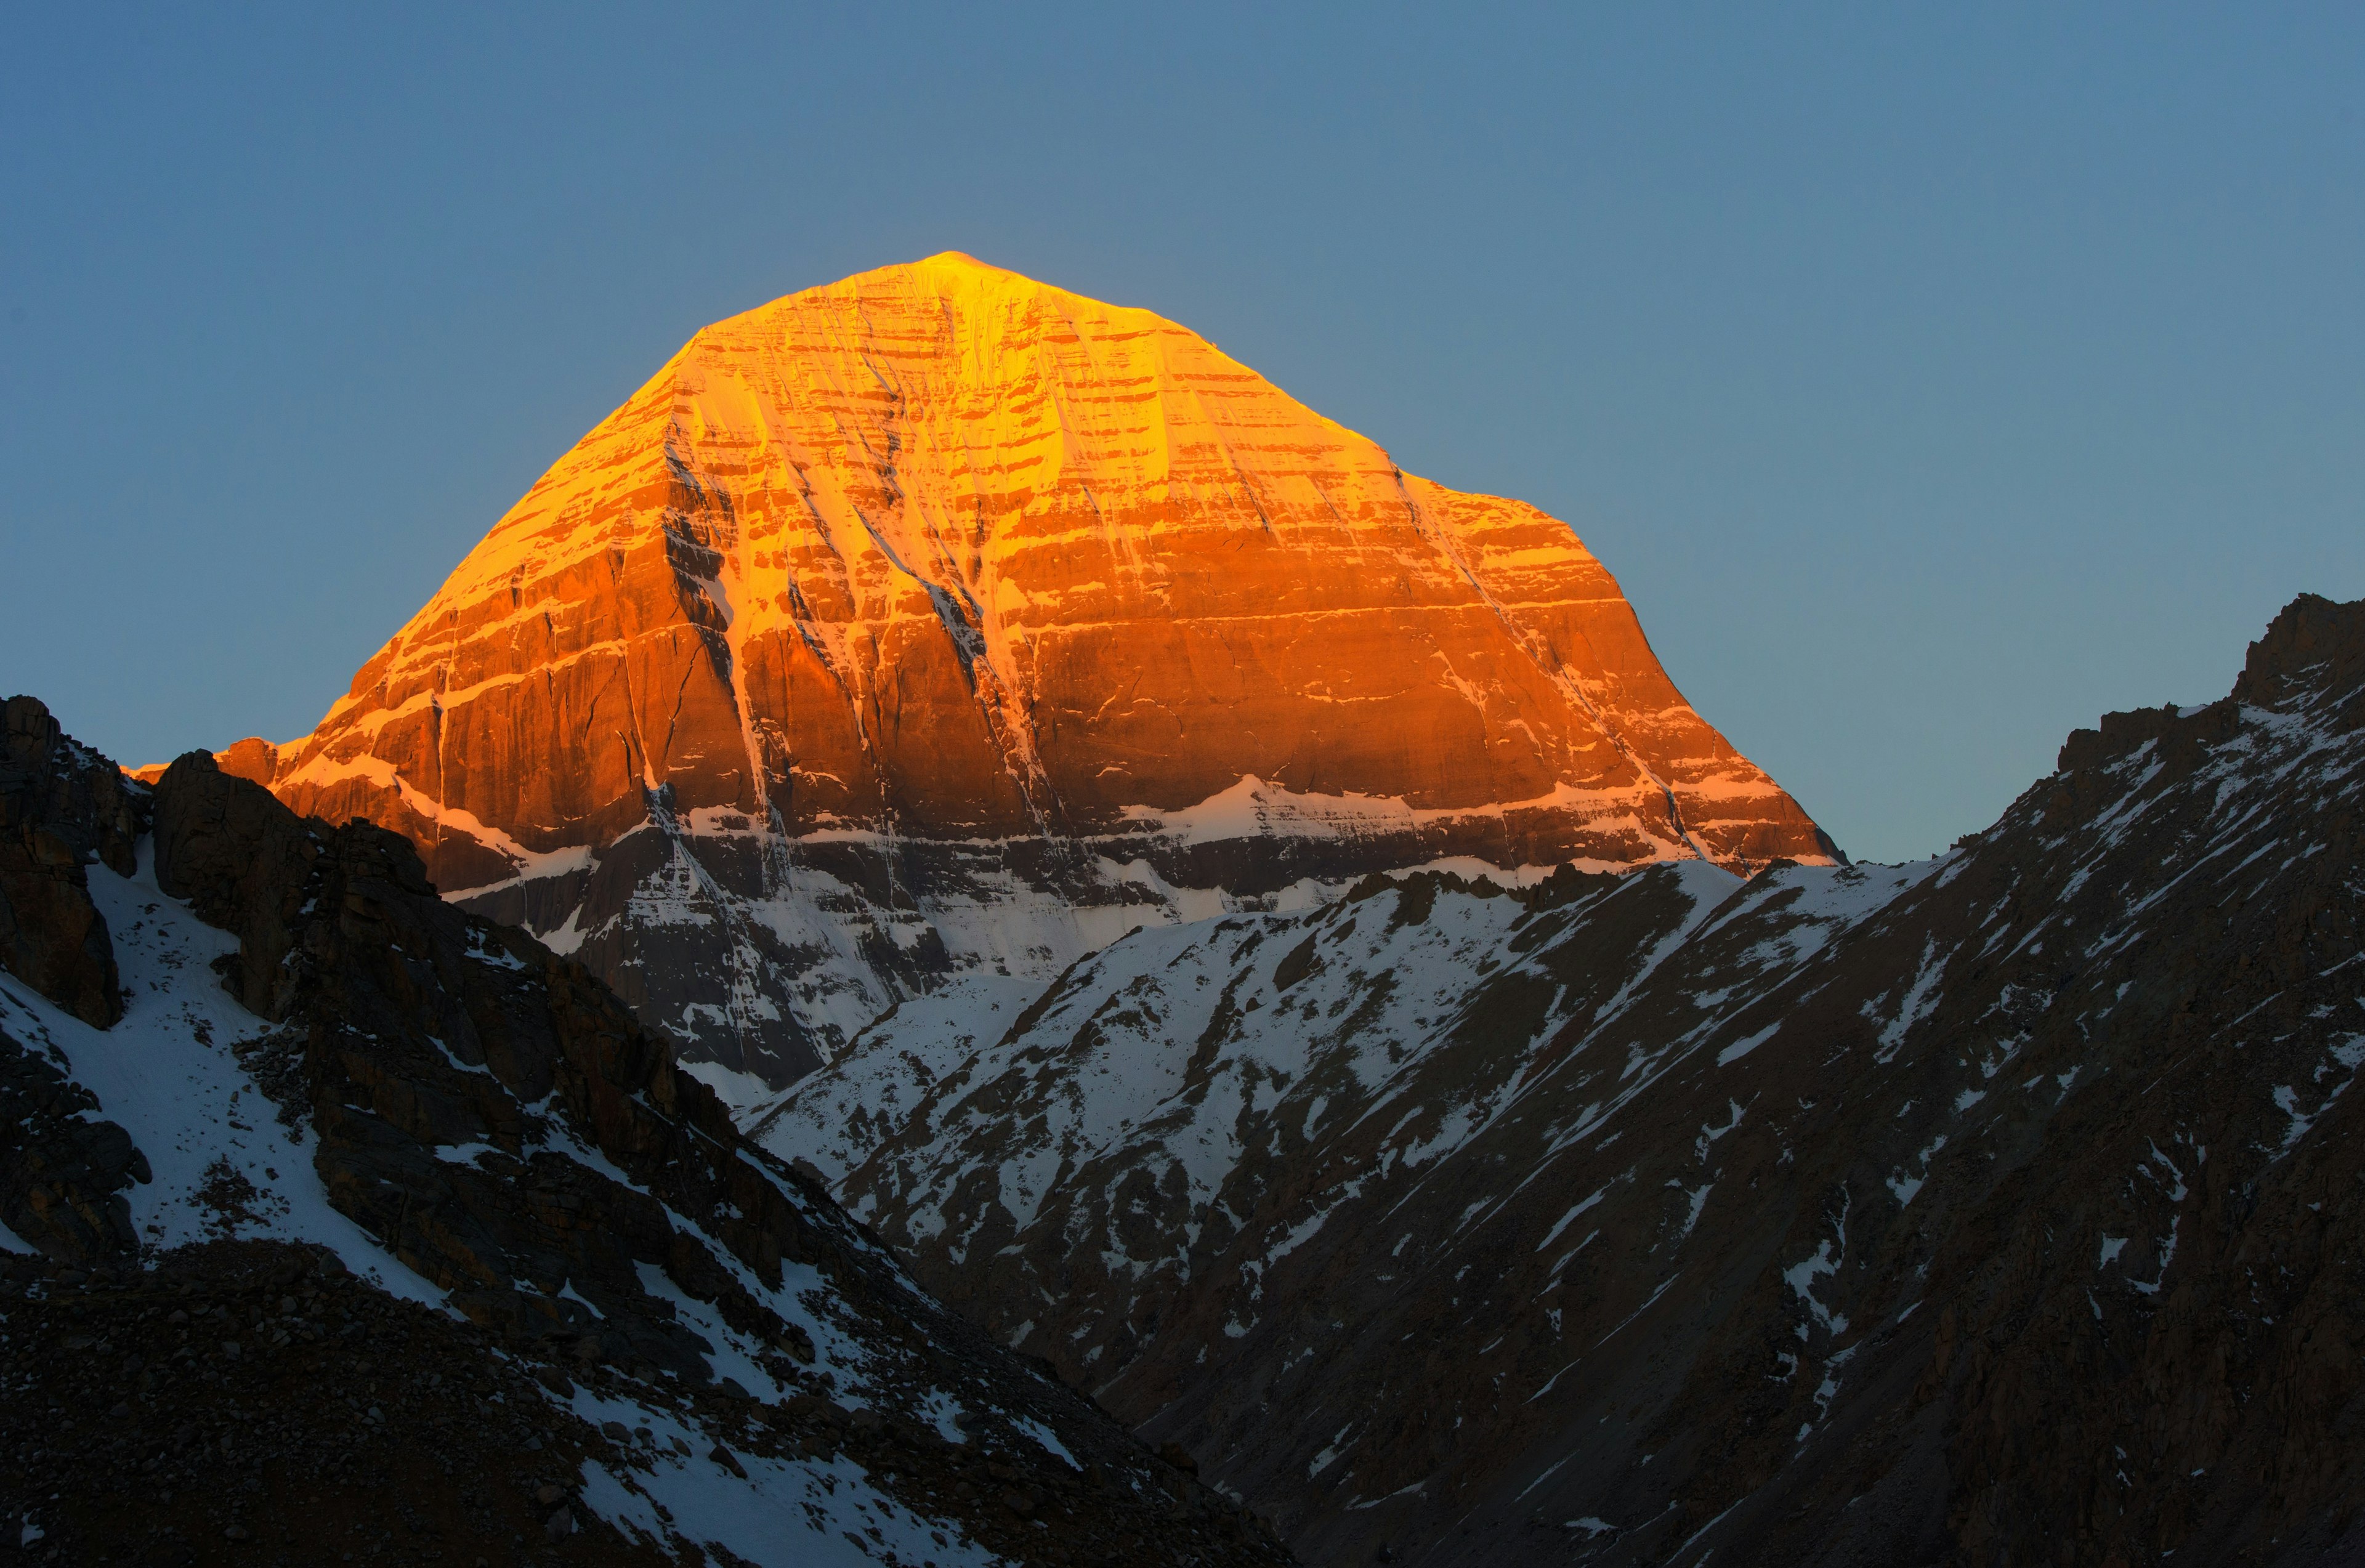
[188,253,1833,1090]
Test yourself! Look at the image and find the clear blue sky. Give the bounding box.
[5,5,2360,862]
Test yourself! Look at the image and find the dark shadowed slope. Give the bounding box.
[1,698,1292,1566]
[767,594,2365,1566]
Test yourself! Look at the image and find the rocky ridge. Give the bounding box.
[1,692,140,1027]
[0,697,1293,1566]
[195,253,1833,1089]
[764,592,2365,1566]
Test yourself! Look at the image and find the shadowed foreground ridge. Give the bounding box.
[0,697,1292,1566]
[766,594,2365,1566]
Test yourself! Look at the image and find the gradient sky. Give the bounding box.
[4,5,2361,862]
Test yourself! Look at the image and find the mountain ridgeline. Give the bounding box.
[0,699,1292,1565]
[755,591,2365,1566]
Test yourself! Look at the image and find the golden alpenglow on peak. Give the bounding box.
[239,255,1838,1084]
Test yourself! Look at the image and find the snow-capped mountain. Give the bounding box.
[182,253,1833,1090]
[759,593,2365,1566]
[0,700,1290,1566]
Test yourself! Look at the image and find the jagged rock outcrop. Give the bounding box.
[0,695,140,1025]
[203,254,1834,1086]
[1,705,1296,1565]
[152,750,785,1372]
[0,699,152,1259]
[767,592,2365,1566]
[0,1026,149,1261]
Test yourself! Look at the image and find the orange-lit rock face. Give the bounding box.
[248,254,1835,1086]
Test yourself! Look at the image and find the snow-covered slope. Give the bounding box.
[758,852,1933,1410]
[0,858,989,1562]
[2,844,424,1285]
[762,592,2365,1567]
[0,713,1289,1567]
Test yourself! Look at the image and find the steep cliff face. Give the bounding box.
[0,695,142,1027]
[224,253,1833,1085]
[765,593,2365,1567]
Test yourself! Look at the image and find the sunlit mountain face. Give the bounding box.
[201,253,1835,1089]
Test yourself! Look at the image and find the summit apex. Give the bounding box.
[912,248,998,271]
[855,248,1025,286]
[746,249,1077,316]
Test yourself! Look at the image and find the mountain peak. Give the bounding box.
[739,250,1106,327]
[842,248,1036,294]
[242,260,1836,1083]
[910,247,1008,274]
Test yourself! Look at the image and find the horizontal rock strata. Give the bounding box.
[208,254,1833,1084]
